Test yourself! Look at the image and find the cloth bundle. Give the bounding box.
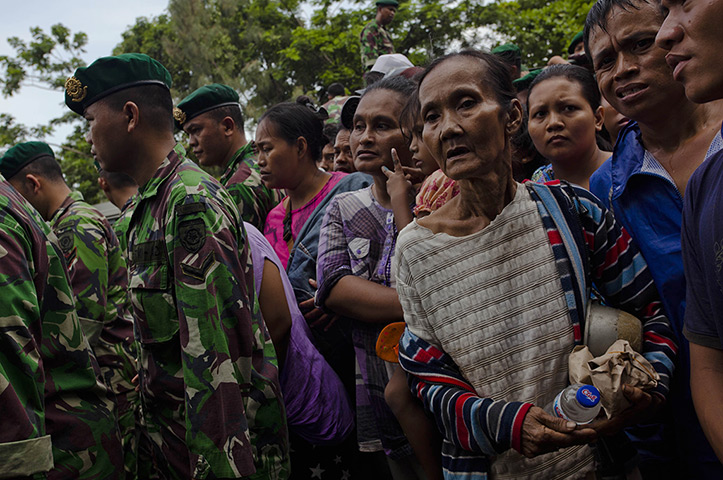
[569,339,659,418]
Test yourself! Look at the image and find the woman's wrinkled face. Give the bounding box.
[349,89,413,176]
[527,77,604,166]
[419,56,519,181]
[254,119,302,190]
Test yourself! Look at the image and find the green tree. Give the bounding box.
[115,0,481,118]
[0,114,29,147]
[0,24,101,202]
[0,24,87,96]
[478,0,593,68]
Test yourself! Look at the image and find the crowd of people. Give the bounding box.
[1,0,723,478]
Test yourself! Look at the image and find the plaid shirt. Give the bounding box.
[316,186,413,459]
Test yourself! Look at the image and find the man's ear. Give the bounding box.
[25,174,43,194]
[123,101,141,133]
[222,117,236,136]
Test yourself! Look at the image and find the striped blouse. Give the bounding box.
[396,181,678,478]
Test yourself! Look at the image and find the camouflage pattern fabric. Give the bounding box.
[219,143,282,232]
[49,191,140,478]
[359,18,394,69]
[126,145,289,479]
[0,175,123,479]
[322,96,349,125]
[114,195,135,254]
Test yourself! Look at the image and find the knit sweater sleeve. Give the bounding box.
[398,329,532,456]
[573,186,678,398]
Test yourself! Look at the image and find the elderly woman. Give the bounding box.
[396,50,678,479]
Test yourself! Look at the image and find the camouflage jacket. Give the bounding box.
[49,192,136,394]
[219,143,282,232]
[0,176,122,479]
[126,145,289,479]
[360,18,394,69]
[49,191,139,476]
[114,195,135,254]
[322,96,349,125]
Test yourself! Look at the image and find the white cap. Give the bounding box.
[370,54,414,75]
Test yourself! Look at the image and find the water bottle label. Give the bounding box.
[552,393,572,422]
[580,388,597,403]
[576,385,601,408]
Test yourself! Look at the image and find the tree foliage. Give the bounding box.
[0,24,100,202]
[1,0,590,202]
[114,0,481,118]
[479,0,594,68]
[0,24,87,96]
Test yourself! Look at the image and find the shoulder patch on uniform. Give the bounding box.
[133,240,165,265]
[181,251,216,280]
[179,218,206,253]
[57,230,75,254]
[176,202,206,216]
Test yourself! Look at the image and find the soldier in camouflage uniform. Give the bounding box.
[0,141,139,478]
[175,84,282,232]
[0,171,123,479]
[321,82,348,124]
[360,0,398,70]
[65,53,289,479]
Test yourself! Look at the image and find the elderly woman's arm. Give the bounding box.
[399,330,598,458]
[573,187,678,398]
[395,245,597,459]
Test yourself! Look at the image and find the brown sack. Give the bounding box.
[569,340,659,418]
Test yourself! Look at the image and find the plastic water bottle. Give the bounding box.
[545,384,602,424]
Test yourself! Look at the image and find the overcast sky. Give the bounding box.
[0,0,169,150]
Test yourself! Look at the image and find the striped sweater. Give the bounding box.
[396,181,678,479]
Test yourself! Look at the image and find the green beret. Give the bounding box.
[512,68,543,92]
[492,43,521,61]
[175,83,240,130]
[376,0,399,6]
[0,141,54,180]
[568,31,584,54]
[64,53,172,115]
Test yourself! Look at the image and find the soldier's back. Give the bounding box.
[0,177,123,480]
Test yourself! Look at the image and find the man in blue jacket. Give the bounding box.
[584,0,723,476]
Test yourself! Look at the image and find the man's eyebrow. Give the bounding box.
[592,45,614,64]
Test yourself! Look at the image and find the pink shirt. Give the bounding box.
[264,171,346,268]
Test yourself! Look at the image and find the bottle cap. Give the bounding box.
[576,385,600,408]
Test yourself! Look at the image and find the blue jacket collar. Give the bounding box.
[610,121,648,201]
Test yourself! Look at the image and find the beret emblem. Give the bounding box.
[65,76,87,102]
[173,108,187,125]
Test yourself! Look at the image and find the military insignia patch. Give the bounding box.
[173,107,187,125]
[178,219,206,253]
[57,230,75,254]
[65,76,88,103]
[181,252,216,280]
